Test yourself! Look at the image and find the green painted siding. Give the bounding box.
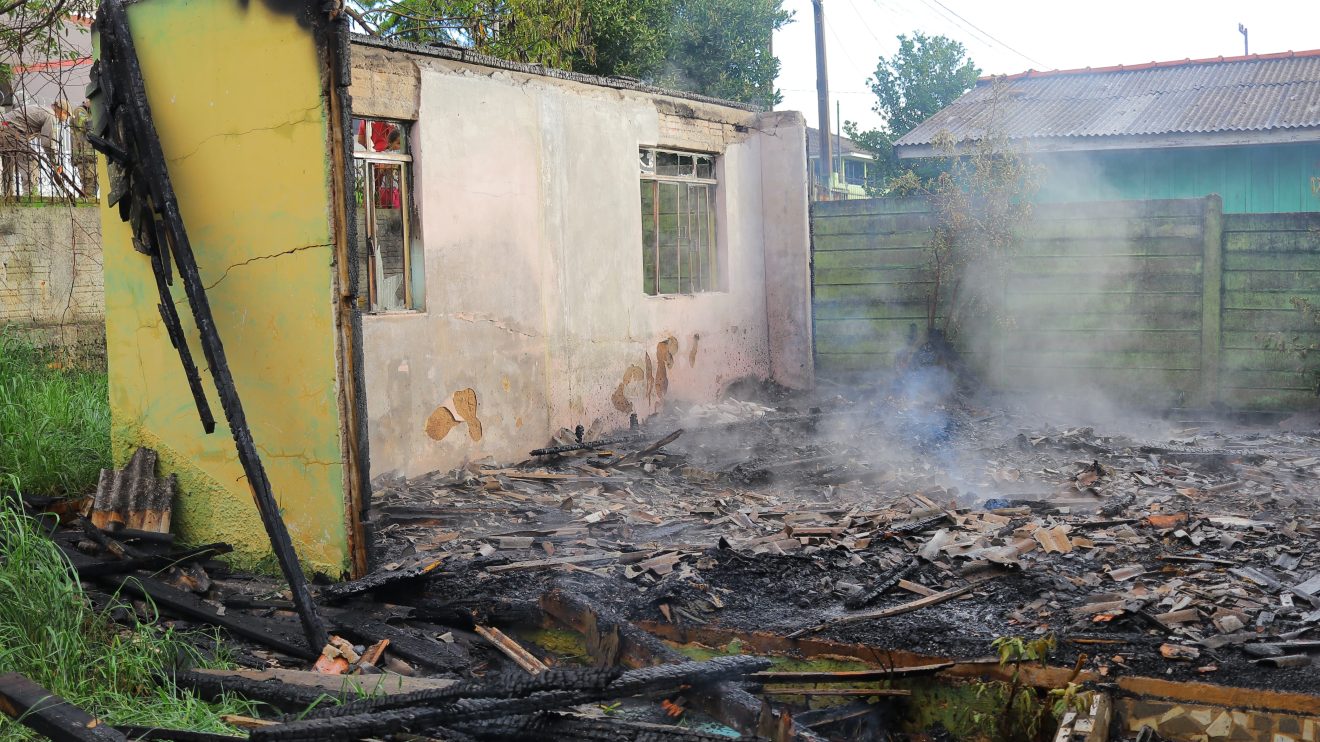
[1034,143,1320,214]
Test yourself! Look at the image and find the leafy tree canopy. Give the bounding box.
[0,0,94,100]
[349,0,792,107]
[844,32,980,193]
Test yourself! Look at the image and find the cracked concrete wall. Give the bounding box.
[0,205,104,352]
[101,0,350,573]
[352,46,812,480]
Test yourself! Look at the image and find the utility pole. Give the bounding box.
[1239,23,1249,55]
[812,0,833,199]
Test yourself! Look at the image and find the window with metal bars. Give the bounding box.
[639,148,718,295]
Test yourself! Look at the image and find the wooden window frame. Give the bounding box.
[352,118,418,313]
[639,147,718,296]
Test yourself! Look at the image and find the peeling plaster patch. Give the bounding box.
[653,336,678,403]
[424,406,460,441]
[644,352,654,406]
[689,332,700,367]
[611,364,645,413]
[453,388,482,441]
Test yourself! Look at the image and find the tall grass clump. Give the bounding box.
[0,498,251,737]
[0,330,111,496]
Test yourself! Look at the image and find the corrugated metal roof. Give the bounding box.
[806,127,871,159]
[895,50,1320,149]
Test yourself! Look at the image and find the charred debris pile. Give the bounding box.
[7,381,1320,741]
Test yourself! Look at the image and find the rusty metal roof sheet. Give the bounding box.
[895,50,1320,149]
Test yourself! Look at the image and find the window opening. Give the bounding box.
[639,148,717,295]
[352,117,421,311]
[844,158,869,186]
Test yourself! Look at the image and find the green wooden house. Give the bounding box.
[893,50,1320,214]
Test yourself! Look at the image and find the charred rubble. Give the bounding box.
[7,373,1320,740]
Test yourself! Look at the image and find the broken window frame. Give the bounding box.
[639,147,719,296]
[352,117,422,313]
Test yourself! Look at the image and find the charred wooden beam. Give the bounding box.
[844,556,920,610]
[540,589,825,742]
[63,541,231,578]
[318,554,444,602]
[108,574,316,660]
[529,434,643,457]
[327,612,468,673]
[0,673,126,741]
[279,667,621,722]
[91,0,327,653]
[251,656,768,741]
[176,669,337,713]
[455,711,745,741]
[750,662,954,683]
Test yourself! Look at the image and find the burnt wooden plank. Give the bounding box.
[327,612,469,673]
[0,673,126,741]
[107,574,315,660]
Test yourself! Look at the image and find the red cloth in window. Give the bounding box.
[357,120,397,153]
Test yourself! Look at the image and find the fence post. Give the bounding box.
[1200,194,1223,408]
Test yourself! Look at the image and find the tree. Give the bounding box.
[909,82,1037,346]
[347,0,792,107]
[350,0,590,69]
[1,0,94,94]
[571,0,669,80]
[844,32,980,193]
[658,0,791,108]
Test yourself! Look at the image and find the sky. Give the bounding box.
[774,0,1320,135]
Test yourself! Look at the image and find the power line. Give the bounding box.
[844,0,885,49]
[868,0,1001,66]
[824,16,867,73]
[923,0,1048,68]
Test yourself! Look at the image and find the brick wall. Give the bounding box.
[0,205,104,353]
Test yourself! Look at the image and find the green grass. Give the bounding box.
[0,333,250,736]
[0,330,111,497]
[0,500,253,738]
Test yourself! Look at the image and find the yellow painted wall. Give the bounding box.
[99,0,348,573]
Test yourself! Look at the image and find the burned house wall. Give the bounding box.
[100,0,351,572]
[0,205,104,354]
[349,44,811,480]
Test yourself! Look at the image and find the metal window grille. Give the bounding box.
[639,148,717,295]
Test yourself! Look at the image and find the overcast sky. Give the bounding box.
[774,0,1320,135]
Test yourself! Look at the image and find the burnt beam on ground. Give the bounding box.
[108,574,317,660]
[539,588,827,742]
[0,673,127,741]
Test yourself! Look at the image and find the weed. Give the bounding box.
[0,501,251,738]
[0,330,110,497]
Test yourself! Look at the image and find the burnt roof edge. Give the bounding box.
[349,34,763,113]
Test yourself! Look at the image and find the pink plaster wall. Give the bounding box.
[354,49,812,481]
